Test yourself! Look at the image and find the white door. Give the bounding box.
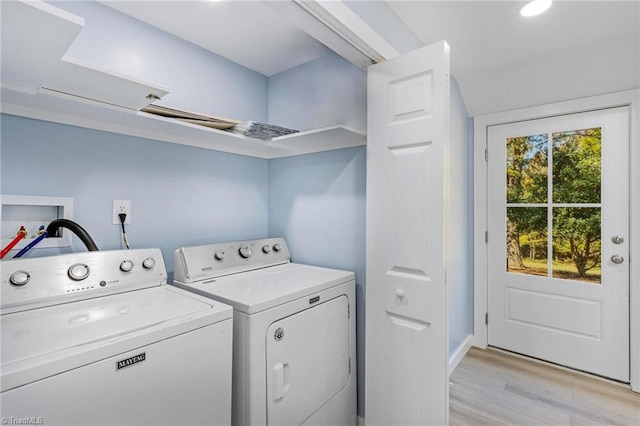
[487,107,630,382]
[366,41,450,425]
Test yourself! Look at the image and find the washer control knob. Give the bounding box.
[273,243,282,252]
[68,263,90,281]
[142,257,156,270]
[214,250,226,261]
[120,260,134,272]
[239,246,252,259]
[262,245,271,254]
[10,271,30,286]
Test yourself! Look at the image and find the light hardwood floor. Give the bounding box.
[450,347,640,425]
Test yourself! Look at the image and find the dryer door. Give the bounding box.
[266,295,350,425]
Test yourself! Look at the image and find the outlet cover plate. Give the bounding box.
[112,200,131,225]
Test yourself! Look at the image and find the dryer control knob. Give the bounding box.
[10,270,30,286]
[214,250,226,261]
[68,263,90,281]
[262,245,271,254]
[142,257,156,270]
[120,260,134,272]
[273,243,282,252]
[239,246,252,259]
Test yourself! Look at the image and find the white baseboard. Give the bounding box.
[358,415,365,426]
[449,335,473,375]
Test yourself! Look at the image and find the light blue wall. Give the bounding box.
[268,53,366,131]
[53,0,268,121]
[267,146,366,416]
[267,53,367,416]
[447,78,474,356]
[0,114,269,274]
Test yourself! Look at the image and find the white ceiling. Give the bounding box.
[101,0,640,115]
[388,1,640,114]
[100,0,332,76]
[389,1,639,78]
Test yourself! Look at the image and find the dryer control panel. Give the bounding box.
[174,237,290,284]
[1,248,167,314]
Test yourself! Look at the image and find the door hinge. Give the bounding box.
[485,231,488,243]
[485,148,488,162]
[485,313,489,325]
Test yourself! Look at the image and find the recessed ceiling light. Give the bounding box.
[520,0,553,17]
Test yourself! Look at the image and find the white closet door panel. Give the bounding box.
[366,41,450,426]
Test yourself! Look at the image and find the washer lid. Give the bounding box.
[1,285,231,390]
[176,263,354,314]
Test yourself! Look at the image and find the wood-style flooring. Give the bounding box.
[450,347,640,425]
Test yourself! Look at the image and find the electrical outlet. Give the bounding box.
[112,200,131,225]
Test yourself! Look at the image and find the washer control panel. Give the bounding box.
[1,248,167,314]
[174,237,290,283]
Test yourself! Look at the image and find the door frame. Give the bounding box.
[473,89,640,392]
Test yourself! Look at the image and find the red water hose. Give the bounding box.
[0,227,27,259]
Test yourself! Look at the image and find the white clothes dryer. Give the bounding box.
[173,238,357,426]
[1,248,233,425]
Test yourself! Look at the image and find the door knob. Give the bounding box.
[395,289,405,299]
[611,254,624,264]
[611,235,624,244]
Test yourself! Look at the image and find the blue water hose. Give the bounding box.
[13,231,48,258]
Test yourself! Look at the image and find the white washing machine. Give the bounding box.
[173,237,356,426]
[1,248,233,425]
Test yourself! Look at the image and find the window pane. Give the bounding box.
[507,207,547,276]
[552,207,601,284]
[506,134,548,203]
[552,128,601,203]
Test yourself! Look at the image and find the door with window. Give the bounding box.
[487,107,630,382]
